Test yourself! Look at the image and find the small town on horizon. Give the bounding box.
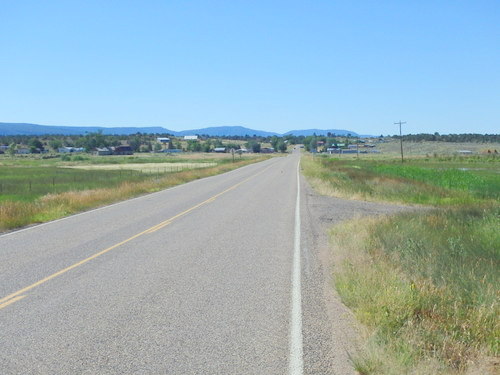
[0,121,498,156]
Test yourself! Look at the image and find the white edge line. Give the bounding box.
[0,157,280,239]
[289,158,304,375]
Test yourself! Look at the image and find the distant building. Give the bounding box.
[260,147,275,154]
[213,147,226,153]
[184,135,198,140]
[113,146,133,155]
[94,147,112,156]
[156,137,170,143]
[58,147,84,153]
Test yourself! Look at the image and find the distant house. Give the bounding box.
[58,147,84,153]
[184,135,198,140]
[156,137,170,143]
[94,147,112,156]
[16,148,30,154]
[113,146,133,155]
[260,147,275,154]
[213,147,226,153]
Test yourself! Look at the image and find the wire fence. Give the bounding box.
[0,163,215,200]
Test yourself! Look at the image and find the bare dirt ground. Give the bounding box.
[300,175,418,374]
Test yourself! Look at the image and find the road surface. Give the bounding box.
[0,151,409,374]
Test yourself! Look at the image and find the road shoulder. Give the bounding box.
[300,175,415,374]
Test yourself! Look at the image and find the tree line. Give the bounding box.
[397,133,499,143]
[1,132,497,154]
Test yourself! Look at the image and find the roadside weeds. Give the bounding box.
[302,154,499,374]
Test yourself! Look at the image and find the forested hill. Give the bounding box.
[0,122,360,137]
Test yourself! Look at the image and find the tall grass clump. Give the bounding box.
[302,153,499,373]
[332,207,499,374]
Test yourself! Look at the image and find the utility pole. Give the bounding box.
[395,120,406,162]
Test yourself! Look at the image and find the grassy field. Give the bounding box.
[0,153,266,230]
[302,152,499,374]
[376,140,499,157]
[303,155,499,206]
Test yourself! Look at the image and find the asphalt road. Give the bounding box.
[0,152,334,374]
[1,151,412,374]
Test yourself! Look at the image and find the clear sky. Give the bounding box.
[1,1,499,135]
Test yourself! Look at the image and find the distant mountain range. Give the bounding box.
[0,122,362,137]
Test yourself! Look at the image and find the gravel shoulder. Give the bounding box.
[300,173,418,374]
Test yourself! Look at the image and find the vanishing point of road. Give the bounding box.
[0,151,358,374]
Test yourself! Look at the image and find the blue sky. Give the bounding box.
[1,1,499,135]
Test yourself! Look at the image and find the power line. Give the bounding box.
[395,121,406,162]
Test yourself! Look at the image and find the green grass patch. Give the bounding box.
[302,155,499,206]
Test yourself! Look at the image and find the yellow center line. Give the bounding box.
[0,162,275,310]
[0,295,26,310]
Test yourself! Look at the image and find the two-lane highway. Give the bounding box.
[0,152,351,374]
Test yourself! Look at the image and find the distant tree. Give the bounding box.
[29,138,44,151]
[49,139,62,150]
[7,143,16,157]
[278,140,287,153]
[252,142,261,153]
[202,140,212,153]
[186,140,202,152]
[270,136,279,150]
[128,136,141,151]
[225,143,240,150]
[245,140,261,153]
